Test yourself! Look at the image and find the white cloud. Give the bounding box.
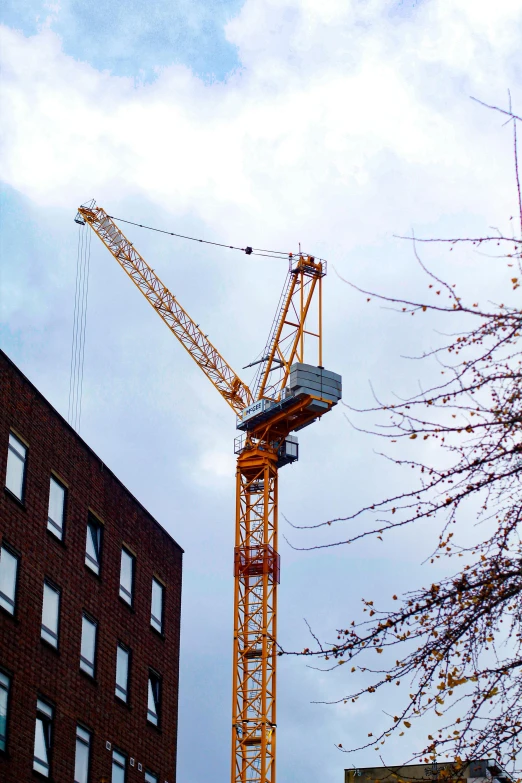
[1,0,520,244]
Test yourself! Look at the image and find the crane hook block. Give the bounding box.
[244,246,253,255]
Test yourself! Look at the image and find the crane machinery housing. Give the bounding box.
[75,201,342,783]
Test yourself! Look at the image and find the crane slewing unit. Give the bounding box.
[76,202,342,783]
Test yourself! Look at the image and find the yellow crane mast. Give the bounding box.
[76,202,342,783]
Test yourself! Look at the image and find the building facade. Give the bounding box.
[0,350,183,783]
[345,761,513,783]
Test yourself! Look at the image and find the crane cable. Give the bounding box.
[68,223,91,432]
[106,214,325,263]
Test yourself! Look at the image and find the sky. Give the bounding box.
[1,1,522,781]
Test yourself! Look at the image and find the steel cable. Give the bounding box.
[68,223,91,431]
[106,214,325,263]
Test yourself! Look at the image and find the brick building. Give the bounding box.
[0,349,183,783]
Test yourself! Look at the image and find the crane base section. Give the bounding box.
[232,449,278,783]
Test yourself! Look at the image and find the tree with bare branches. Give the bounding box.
[284,102,522,778]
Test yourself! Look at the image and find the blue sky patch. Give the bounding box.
[1,0,244,82]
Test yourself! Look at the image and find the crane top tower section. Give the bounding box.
[76,201,342,449]
[237,245,342,450]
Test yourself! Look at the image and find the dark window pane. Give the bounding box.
[147,672,160,726]
[0,672,10,752]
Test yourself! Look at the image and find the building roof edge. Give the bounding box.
[0,348,184,554]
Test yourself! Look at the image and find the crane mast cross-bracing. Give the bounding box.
[76,201,342,783]
[254,256,325,403]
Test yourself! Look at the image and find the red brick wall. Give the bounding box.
[0,350,183,783]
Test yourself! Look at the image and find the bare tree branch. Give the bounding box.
[283,105,522,776]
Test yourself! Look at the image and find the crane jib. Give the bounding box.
[78,204,253,414]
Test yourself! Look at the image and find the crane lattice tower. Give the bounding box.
[76,202,342,783]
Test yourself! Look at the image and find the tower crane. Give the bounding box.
[76,202,342,783]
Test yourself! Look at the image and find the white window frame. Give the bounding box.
[150,578,164,634]
[80,613,97,678]
[47,476,66,540]
[41,581,60,648]
[115,644,130,703]
[119,548,135,606]
[33,698,53,777]
[5,433,27,502]
[85,515,103,575]
[147,670,161,727]
[112,748,126,782]
[74,724,91,783]
[0,544,19,615]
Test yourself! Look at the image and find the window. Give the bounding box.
[33,698,53,777]
[0,544,19,615]
[74,725,91,783]
[41,581,60,648]
[85,515,103,575]
[150,578,164,634]
[112,748,126,783]
[115,644,130,703]
[47,476,66,540]
[119,548,135,605]
[147,671,161,727]
[0,672,10,752]
[80,614,97,678]
[144,772,158,783]
[5,433,27,501]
